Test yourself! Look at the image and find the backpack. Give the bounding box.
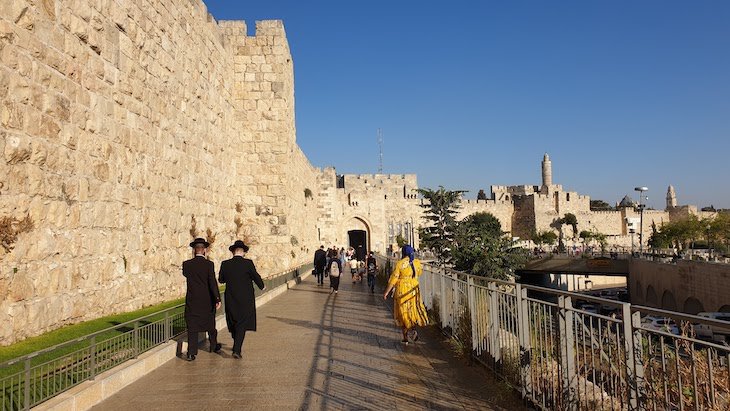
[329,261,340,278]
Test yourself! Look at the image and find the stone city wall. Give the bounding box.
[0,0,315,345]
[457,199,514,235]
[629,259,730,314]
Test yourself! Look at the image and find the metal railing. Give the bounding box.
[0,262,311,411]
[382,257,730,410]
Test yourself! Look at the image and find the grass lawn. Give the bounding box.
[0,296,186,366]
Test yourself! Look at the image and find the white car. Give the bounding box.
[692,312,730,343]
[641,316,680,335]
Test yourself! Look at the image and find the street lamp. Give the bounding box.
[634,187,648,255]
[706,224,712,261]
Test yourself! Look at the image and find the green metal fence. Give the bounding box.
[0,262,310,411]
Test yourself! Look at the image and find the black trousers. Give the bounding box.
[232,325,247,355]
[330,275,340,291]
[314,266,325,284]
[187,328,217,356]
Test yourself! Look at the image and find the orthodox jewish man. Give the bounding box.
[218,240,265,359]
[183,238,222,361]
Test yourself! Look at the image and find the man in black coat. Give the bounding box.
[183,238,222,361]
[218,240,265,359]
[313,245,327,286]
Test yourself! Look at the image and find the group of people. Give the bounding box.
[183,238,430,362]
[313,243,429,344]
[313,246,380,293]
[182,238,265,361]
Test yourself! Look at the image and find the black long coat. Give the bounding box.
[313,248,327,271]
[218,256,265,332]
[183,256,221,332]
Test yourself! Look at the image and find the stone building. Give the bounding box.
[0,0,429,345]
[0,0,715,345]
[458,154,715,250]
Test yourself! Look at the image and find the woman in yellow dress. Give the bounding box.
[383,245,429,343]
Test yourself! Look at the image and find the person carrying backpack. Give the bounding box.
[327,249,342,294]
[365,252,377,293]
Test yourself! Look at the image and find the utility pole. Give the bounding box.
[377,128,383,173]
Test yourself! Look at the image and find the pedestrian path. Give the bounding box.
[92,275,523,410]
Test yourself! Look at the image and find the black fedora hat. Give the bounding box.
[229,240,250,252]
[189,238,210,248]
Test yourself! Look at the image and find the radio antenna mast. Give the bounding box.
[377,128,384,173]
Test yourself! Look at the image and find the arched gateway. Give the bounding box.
[345,216,371,260]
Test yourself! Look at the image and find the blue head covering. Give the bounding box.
[402,245,416,277]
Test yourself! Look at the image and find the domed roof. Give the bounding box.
[618,195,635,208]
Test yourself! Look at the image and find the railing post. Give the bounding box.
[164,311,170,341]
[439,270,446,328]
[89,336,97,380]
[467,276,477,353]
[558,295,576,409]
[487,282,501,364]
[451,272,458,332]
[516,285,532,398]
[23,358,30,411]
[133,321,140,358]
[621,304,644,410]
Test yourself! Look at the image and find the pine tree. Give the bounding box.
[417,186,466,266]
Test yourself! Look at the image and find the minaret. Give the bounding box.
[541,153,552,187]
[666,185,677,209]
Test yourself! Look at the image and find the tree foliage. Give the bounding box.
[452,212,529,280]
[532,230,558,246]
[417,186,466,265]
[649,213,730,253]
[477,189,488,200]
[562,213,578,239]
[590,199,614,211]
[579,229,608,254]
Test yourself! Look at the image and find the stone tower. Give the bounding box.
[666,185,677,209]
[541,153,553,187]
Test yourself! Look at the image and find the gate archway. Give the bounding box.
[345,216,371,260]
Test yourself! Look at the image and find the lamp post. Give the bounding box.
[706,224,712,261]
[634,187,648,256]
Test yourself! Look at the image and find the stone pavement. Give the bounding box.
[92,275,524,410]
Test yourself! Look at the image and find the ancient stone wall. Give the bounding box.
[457,199,514,235]
[0,0,320,345]
[629,259,730,313]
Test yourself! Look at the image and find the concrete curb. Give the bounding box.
[34,271,311,411]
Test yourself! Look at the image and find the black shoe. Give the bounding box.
[211,343,222,354]
[232,352,242,359]
[185,354,196,361]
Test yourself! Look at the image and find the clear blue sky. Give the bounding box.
[204,1,730,209]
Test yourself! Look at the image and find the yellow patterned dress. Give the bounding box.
[388,257,429,329]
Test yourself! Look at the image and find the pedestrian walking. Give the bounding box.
[365,252,377,293]
[313,245,327,286]
[349,255,359,283]
[328,249,342,294]
[218,240,265,359]
[183,238,221,361]
[383,245,428,344]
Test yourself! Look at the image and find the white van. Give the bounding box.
[692,312,730,343]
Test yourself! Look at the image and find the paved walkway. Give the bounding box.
[93,275,524,410]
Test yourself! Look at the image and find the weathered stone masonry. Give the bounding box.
[0,0,716,345]
[0,0,328,345]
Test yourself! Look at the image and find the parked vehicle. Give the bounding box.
[692,312,730,343]
[641,316,680,335]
